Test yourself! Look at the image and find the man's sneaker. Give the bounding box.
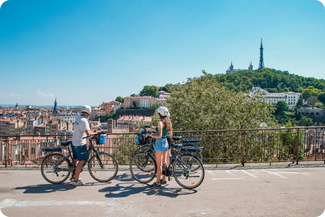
[70,179,84,186]
[149,182,161,188]
[160,179,167,184]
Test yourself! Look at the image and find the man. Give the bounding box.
[70,105,94,186]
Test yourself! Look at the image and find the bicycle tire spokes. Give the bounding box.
[41,153,71,184]
[130,152,156,184]
[88,152,118,182]
[173,155,205,189]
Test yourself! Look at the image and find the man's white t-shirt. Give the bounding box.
[72,115,90,146]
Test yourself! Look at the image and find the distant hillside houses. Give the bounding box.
[249,86,301,108]
[123,91,170,108]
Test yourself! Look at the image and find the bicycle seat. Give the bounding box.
[170,143,183,148]
[182,138,201,144]
[172,136,182,141]
[180,146,203,153]
[41,147,62,152]
[61,141,72,147]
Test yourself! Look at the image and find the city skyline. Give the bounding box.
[1,0,325,106]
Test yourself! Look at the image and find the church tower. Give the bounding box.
[258,39,265,70]
[53,98,58,115]
[226,62,234,74]
[248,61,253,70]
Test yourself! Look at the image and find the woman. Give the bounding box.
[147,106,173,188]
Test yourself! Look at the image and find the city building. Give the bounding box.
[123,94,168,108]
[249,86,301,108]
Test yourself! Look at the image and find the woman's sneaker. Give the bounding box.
[160,179,167,184]
[149,182,161,188]
[70,179,84,186]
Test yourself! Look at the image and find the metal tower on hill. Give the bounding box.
[258,39,264,70]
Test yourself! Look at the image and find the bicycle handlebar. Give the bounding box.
[82,131,107,139]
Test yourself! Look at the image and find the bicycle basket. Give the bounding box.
[95,133,107,145]
[135,133,147,145]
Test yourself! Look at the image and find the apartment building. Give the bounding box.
[26,118,43,134]
[249,86,301,108]
[0,119,23,136]
[123,94,168,108]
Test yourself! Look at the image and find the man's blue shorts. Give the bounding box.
[71,144,89,161]
[155,138,168,152]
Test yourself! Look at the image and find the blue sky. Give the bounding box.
[0,0,324,106]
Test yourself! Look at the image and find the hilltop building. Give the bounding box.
[249,86,301,108]
[226,40,265,74]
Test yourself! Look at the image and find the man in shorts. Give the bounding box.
[70,105,94,186]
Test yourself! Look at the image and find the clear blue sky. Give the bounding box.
[0,0,324,106]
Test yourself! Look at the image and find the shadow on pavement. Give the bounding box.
[99,182,197,198]
[13,183,76,194]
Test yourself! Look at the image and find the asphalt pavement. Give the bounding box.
[0,164,325,217]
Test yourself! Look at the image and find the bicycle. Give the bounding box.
[134,126,203,160]
[130,133,205,189]
[40,133,118,184]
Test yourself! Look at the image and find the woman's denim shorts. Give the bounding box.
[155,138,168,152]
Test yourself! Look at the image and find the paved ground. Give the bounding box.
[0,164,325,217]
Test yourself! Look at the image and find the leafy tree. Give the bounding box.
[306,96,319,107]
[140,85,158,97]
[297,116,313,126]
[159,83,175,93]
[167,72,277,131]
[115,96,124,103]
[318,93,325,104]
[296,95,303,107]
[132,100,138,108]
[302,86,322,100]
[275,100,289,114]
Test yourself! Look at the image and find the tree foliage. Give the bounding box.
[167,72,277,131]
[214,68,325,93]
[115,96,124,103]
[302,86,322,100]
[275,100,289,114]
[159,83,175,93]
[140,85,158,97]
[318,93,325,104]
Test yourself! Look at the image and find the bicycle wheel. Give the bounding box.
[41,153,71,184]
[130,152,156,184]
[173,154,205,189]
[134,145,149,155]
[88,152,118,182]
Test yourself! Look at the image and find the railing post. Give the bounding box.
[241,132,246,166]
[4,137,9,168]
[294,128,300,165]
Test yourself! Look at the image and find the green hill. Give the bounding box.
[214,68,325,93]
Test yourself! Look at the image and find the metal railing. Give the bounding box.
[1,126,324,168]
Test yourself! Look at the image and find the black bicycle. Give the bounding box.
[40,133,118,184]
[130,133,205,189]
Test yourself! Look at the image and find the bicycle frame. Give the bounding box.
[41,132,119,184]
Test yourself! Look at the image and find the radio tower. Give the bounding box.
[258,39,264,70]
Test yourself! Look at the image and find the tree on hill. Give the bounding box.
[318,93,325,105]
[115,96,124,103]
[275,100,289,115]
[140,85,158,97]
[302,86,322,100]
[159,83,175,93]
[167,71,277,131]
